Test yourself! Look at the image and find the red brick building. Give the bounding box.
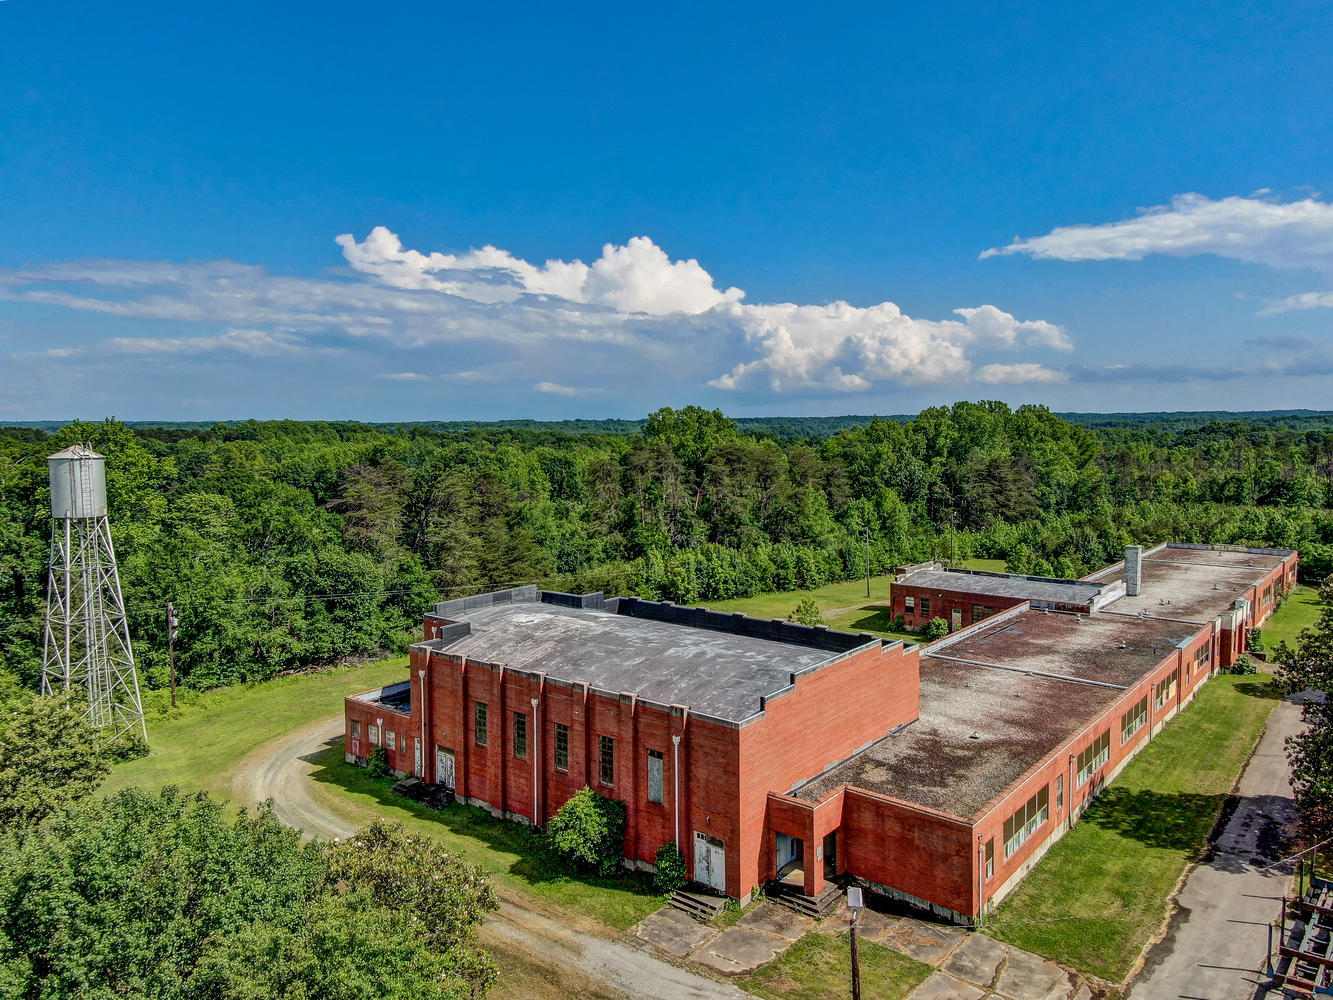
[345,542,1296,921]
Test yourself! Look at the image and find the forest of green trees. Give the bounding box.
[3,402,1333,693]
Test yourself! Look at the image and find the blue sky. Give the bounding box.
[2,1,1332,420]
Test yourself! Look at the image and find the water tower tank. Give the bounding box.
[48,446,108,519]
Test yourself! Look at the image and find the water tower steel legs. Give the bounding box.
[41,512,146,744]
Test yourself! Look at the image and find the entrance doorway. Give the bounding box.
[951,607,962,631]
[823,831,838,880]
[694,831,726,892]
[775,833,803,879]
[414,737,422,778]
[435,746,455,791]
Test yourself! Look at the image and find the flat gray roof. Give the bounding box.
[899,569,1105,607]
[425,601,855,724]
[1089,545,1290,622]
[796,609,1196,817]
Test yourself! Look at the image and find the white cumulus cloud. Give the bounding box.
[974,363,1068,384]
[982,192,1333,272]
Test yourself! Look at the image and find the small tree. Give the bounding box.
[1274,574,1333,846]
[0,693,110,829]
[545,787,627,877]
[653,841,688,894]
[1229,653,1256,675]
[924,617,950,641]
[788,597,823,627]
[366,746,392,779]
[1247,627,1266,653]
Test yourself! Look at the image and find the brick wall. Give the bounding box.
[893,586,1029,632]
[343,696,414,774]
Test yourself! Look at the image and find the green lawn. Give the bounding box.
[103,655,663,933]
[105,657,411,797]
[1262,584,1322,650]
[735,932,932,1000]
[985,673,1282,982]
[701,559,1005,645]
[306,751,663,931]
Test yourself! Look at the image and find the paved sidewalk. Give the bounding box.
[1126,696,1302,1000]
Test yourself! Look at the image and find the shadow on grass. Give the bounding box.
[831,605,919,642]
[1231,677,1284,701]
[306,744,661,903]
[1082,786,1227,852]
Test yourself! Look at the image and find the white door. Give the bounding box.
[435,746,455,791]
[414,737,422,777]
[694,832,726,892]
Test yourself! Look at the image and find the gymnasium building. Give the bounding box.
[345,542,1297,922]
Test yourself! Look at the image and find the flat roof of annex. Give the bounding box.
[1086,543,1294,623]
[413,586,898,726]
[896,566,1111,608]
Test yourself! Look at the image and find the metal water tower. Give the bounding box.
[40,445,147,744]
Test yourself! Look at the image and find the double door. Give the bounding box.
[694,831,726,892]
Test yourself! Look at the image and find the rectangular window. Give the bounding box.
[1055,774,1064,810]
[1120,696,1149,743]
[350,719,361,739]
[386,730,397,751]
[554,722,569,771]
[513,712,527,760]
[647,749,664,803]
[1192,644,1211,677]
[368,724,380,746]
[599,735,615,785]
[904,595,915,613]
[972,604,995,623]
[1076,731,1111,786]
[1154,673,1177,711]
[920,597,931,616]
[474,702,488,747]
[984,838,994,879]
[1002,786,1049,859]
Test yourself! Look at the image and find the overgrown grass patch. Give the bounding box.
[735,932,931,1000]
[1262,585,1322,651]
[308,750,663,931]
[986,673,1281,982]
[104,657,410,797]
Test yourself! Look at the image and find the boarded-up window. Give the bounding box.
[1153,673,1177,711]
[350,720,361,739]
[904,595,915,613]
[386,730,397,751]
[554,723,569,771]
[647,749,664,803]
[920,598,931,616]
[368,724,380,746]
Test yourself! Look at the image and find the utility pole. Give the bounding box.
[847,886,863,1000]
[166,602,178,709]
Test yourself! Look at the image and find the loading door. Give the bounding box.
[694,831,726,892]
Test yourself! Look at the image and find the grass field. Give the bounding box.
[307,752,663,931]
[105,657,410,796]
[985,673,1282,982]
[700,559,1005,644]
[735,931,932,1000]
[1262,584,1322,650]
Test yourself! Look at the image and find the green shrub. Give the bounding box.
[366,746,392,778]
[653,841,688,894]
[545,787,627,877]
[1229,654,1256,675]
[1247,628,1266,652]
[788,597,824,627]
[924,617,950,641]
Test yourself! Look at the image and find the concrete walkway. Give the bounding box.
[1126,697,1303,1000]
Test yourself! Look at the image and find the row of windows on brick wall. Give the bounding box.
[465,705,667,803]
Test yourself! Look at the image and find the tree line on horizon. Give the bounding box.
[3,402,1333,693]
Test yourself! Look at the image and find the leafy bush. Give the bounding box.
[653,841,688,894]
[366,746,392,779]
[924,617,951,641]
[787,597,824,627]
[892,614,907,631]
[1247,628,1266,653]
[1229,653,1256,675]
[545,787,627,877]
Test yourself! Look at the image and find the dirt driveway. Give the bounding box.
[231,717,748,1000]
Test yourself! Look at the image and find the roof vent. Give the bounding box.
[1118,641,1128,649]
[969,732,981,740]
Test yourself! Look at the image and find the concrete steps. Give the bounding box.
[669,887,726,922]
[768,881,842,918]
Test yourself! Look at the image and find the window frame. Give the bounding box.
[386,730,397,751]
[474,701,488,748]
[554,722,569,772]
[598,734,615,786]
[1002,786,1049,859]
[1120,695,1148,743]
[904,595,915,613]
[920,597,931,616]
[1075,730,1111,786]
[513,711,527,760]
